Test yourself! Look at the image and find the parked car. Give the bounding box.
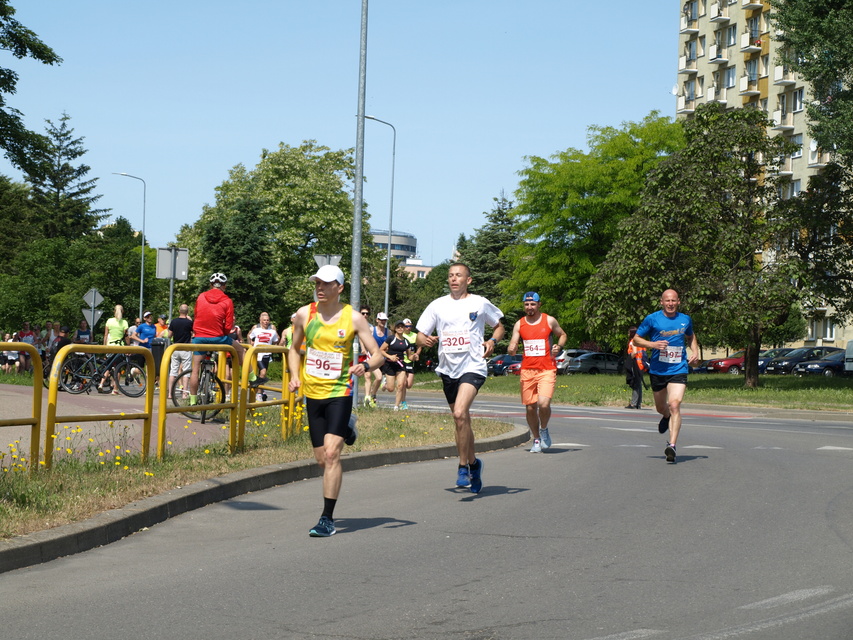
[555,349,592,375]
[507,361,522,375]
[487,354,523,376]
[706,350,746,374]
[757,348,793,374]
[764,346,842,375]
[564,352,623,375]
[794,350,846,377]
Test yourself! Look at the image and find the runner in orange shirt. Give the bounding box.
[507,292,567,453]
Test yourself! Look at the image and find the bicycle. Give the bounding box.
[171,350,227,422]
[58,342,147,398]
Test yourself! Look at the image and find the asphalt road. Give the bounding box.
[3,392,853,639]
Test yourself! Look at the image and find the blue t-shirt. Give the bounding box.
[136,323,157,348]
[635,310,694,376]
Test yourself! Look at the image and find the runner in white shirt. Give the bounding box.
[247,312,279,401]
[416,262,504,494]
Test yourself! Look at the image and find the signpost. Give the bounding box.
[156,248,189,321]
[82,288,104,329]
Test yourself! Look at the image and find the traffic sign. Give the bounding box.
[82,308,104,328]
[83,288,103,309]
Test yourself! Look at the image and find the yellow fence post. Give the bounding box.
[0,342,42,474]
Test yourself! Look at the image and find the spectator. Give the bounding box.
[51,326,72,359]
[73,319,93,344]
[155,314,170,338]
[18,321,36,373]
[133,311,157,348]
[103,305,129,346]
[2,333,19,375]
[247,312,279,402]
[167,304,194,400]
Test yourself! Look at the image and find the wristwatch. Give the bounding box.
[363,362,371,372]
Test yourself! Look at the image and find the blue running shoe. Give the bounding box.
[400,401,409,410]
[456,466,471,487]
[469,458,484,494]
[309,516,336,537]
[540,427,552,450]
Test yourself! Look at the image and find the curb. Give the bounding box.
[0,424,530,574]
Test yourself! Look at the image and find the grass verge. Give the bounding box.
[0,404,511,540]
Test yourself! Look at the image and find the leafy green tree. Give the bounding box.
[0,174,37,272]
[0,1,62,172]
[25,113,108,239]
[505,112,685,345]
[584,103,801,387]
[770,0,853,167]
[175,140,381,324]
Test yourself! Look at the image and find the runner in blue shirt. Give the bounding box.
[633,289,699,464]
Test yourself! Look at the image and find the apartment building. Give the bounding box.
[676,0,842,348]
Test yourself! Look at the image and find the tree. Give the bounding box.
[505,112,685,345]
[0,1,62,171]
[0,174,37,272]
[24,113,108,238]
[584,103,798,387]
[175,140,381,324]
[770,0,853,167]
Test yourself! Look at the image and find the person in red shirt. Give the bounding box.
[507,292,567,453]
[17,321,37,373]
[188,273,257,404]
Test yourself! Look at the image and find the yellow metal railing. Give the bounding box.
[46,344,155,468]
[0,342,42,474]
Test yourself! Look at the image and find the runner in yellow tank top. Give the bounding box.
[287,265,385,537]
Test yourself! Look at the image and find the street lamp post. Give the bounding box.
[365,115,396,317]
[113,173,147,319]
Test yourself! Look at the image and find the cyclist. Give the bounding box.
[188,273,257,405]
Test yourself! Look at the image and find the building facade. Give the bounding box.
[371,229,418,260]
[676,0,843,350]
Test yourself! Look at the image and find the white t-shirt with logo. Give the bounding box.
[248,326,280,361]
[416,294,503,378]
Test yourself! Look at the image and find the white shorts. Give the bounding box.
[169,349,193,377]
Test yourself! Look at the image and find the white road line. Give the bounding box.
[817,446,853,451]
[617,444,653,448]
[584,630,665,640]
[554,442,589,447]
[685,593,853,640]
[740,586,834,610]
[604,427,655,432]
[753,446,785,450]
[683,445,724,449]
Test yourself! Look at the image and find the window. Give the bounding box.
[760,54,769,77]
[791,179,801,197]
[684,1,698,20]
[724,66,736,88]
[699,35,706,57]
[726,24,737,47]
[821,318,836,341]
[685,79,696,101]
[417,270,426,279]
[791,134,803,158]
[760,98,768,112]
[778,93,787,116]
[792,88,804,112]
[686,39,697,60]
[747,16,760,40]
[746,58,758,82]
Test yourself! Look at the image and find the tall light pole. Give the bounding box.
[113,172,147,319]
[365,115,396,316]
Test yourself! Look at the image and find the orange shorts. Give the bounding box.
[520,369,556,406]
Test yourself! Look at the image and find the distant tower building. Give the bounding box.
[371,229,418,260]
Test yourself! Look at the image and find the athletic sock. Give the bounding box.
[322,497,337,521]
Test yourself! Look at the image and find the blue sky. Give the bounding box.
[2,1,677,266]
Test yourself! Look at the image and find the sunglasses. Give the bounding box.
[361,311,369,316]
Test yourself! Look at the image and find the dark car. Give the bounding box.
[764,346,842,375]
[487,354,523,376]
[564,352,623,375]
[793,350,846,377]
[757,348,793,374]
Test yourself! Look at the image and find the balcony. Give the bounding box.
[772,155,794,177]
[739,75,761,96]
[678,56,698,75]
[808,148,830,169]
[707,86,728,104]
[709,1,730,21]
[677,95,696,114]
[773,66,796,85]
[741,32,762,52]
[742,0,764,8]
[708,44,729,64]
[771,110,795,131]
[680,15,699,34]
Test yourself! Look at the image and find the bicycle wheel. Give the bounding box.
[113,359,147,397]
[172,369,225,420]
[59,356,97,394]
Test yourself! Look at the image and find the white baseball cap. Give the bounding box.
[309,265,345,284]
[376,312,388,320]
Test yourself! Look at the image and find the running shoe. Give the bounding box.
[400,401,409,410]
[309,516,336,537]
[255,392,263,402]
[530,439,542,453]
[367,396,376,408]
[665,444,677,463]
[469,458,484,494]
[456,466,471,488]
[345,414,358,446]
[393,405,400,411]
[658,415,670,434]
[540,427,552,450]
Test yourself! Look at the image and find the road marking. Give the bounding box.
[604,427,655,432]
[753,446,785,450]
[740,586,834,610]
[617,444,652,448]
[585,630,664,640]
[817,446,853,451]
[684,593,853,639]
[682,445,723,449]
[555,442,589,447]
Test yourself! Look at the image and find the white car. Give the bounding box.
[555,349,592,375]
